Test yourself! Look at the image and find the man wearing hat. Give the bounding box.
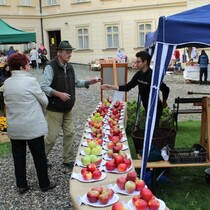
[40,40,101,170]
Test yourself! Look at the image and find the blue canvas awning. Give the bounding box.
[141,4,210,180]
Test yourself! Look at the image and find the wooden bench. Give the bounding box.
[172,97,202,130]
[133,159,210,194]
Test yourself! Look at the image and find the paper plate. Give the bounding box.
[72,172,106,183]
[103,144,128,151]
[113,184,139,196]
[82,193,119,207]
[127,198,166,210]
[105,165,133,174]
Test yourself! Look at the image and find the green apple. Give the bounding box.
[88,141,97,149]
[91,147,100,155]
[96,145,102,153]
[81,155,91,166]
[89,154,97,163]
[84,147,91,155]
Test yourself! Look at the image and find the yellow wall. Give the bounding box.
[0,0,209,64]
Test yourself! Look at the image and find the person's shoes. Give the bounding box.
[19,186,30,194]
[41,182,56,192]
[46,159,52,168]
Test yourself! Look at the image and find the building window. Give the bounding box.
[74,0,86,2]
[77,28,89,49]
[138,23,152,47]
[46,0,56,5]
[20,0,31,6]
[106,25,119,48]
[0,0,6,5]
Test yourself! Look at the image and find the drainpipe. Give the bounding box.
[39,0,44,45]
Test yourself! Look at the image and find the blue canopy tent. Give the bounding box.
[141,4,210,180]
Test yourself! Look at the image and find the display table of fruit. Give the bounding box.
[69,99,168,210]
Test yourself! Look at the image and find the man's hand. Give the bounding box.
[162,99,168,108]
[54,91,71,102]
[88,77,102,85]
[101,84,119,91]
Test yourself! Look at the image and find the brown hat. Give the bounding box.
[57,40,75,50]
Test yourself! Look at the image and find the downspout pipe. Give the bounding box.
[39,0,44,45]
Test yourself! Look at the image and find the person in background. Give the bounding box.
[0,63,11,85]
[198,50,209,85]
[6,46,16,58]
[116,47,127,63]
[30,47,38,69]
[38,44,48,68]
[102,51,170,127]
[40,40,102,170]
[4,53,56,194]
[174,49,181,71]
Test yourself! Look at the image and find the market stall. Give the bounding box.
[142,4,210,180]
[184,64,210,81]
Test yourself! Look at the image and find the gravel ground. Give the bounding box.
[0,66,207,210]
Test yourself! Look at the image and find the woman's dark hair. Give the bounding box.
[8,53,29,71]
[136,51,151,66]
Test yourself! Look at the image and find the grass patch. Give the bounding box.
[128,120,210,210]
[0,141,11,156]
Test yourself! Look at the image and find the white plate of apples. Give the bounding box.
[113,171,145,196]
[127,198,166,210]
[71,171,106,183]
[82,187,119,207]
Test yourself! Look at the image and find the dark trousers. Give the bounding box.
[31,60,37,69]
[11,136,50,188]
[200,67,208,84]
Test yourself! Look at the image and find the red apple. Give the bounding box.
[125,180,136,194]
[105,160,115,171]
[134,198,148,210]
[82,170,92,180]
[87,190,100,203]
[117,163,128,172]
[91,186,103,194]
[86,163,97,173]
[107,142,115,150]
[148,199,160,210]
[123,158,131,168]
[140,188,153,202]
[92,169,102,180]
[115,142,123,150]
[112,152,119,159]
[111,202,125,210]
[111,136,121,144]
[114,155,124,166]
[116,176,127,190]
[81,168,88,175]
[126,171,137,182]
[135,179,145,191]
[103,188,114,200]
[98,192,109,205]
[132,195,140,205]
[112,109,119,115]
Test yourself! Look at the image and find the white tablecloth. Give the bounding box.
[184,65,210,81]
